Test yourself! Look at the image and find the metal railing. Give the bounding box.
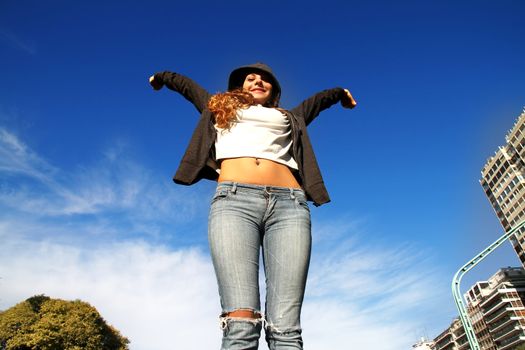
[451,219,525,350]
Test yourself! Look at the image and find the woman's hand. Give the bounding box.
[341,88,357,109]
[149,74,164,90]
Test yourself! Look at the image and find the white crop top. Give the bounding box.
[214,105,298,170]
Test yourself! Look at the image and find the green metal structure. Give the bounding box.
[452,219,525,350]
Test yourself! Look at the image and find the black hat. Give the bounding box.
[228,62,281,106]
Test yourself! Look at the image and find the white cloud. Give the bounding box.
[0,127,453,349]
[0,232,449,350]
[304,221,449,349]
[0,128,207,241]
[0,238,221,350]
[303,300,412,350]
[0,127,56,182]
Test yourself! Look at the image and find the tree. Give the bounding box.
[0,295,129,350]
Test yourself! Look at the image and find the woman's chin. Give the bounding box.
[253,97,270,105]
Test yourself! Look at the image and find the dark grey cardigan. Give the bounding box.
[154,71,346,206]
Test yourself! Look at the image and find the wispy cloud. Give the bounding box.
[0,229,450,350]
[0,128,208,242]
[0,29,37,55]
[305,217,450,349]
[0,127,55,180]
[0,237,221,350]
[0,127,453,349]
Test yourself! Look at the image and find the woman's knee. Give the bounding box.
[219,308,263,330]
[225,309,261,319]
[218,309,263,350]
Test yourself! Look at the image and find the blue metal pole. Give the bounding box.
[451,219,525,350]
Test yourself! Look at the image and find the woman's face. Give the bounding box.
[242,73,273,105]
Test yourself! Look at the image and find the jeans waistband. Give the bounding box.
[216,181,305,196]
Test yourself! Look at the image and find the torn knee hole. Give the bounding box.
[219,309,264,330]
[224,309,261,319]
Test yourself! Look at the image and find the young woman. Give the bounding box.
[149,63,356,350]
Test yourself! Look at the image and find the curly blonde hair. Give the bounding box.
[207,89,255,130]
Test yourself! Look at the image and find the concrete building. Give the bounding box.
[465,281,497,350]
[412,337,435,350]
[432,267,525,350]
[433,318,465,350]
[475,268,525,349]
[480,109,525,266]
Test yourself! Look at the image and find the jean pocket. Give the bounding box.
[211,189,229,205]
[295,195,310,212]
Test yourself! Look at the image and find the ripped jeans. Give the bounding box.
[208,182,311,350]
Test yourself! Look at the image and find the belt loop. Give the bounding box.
[289,188,295,199]
[231,182,237,194]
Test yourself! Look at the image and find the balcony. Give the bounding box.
[484,305,510,324]
[498,334,525,350]
[481,294,507,312]
[454,330,466,341]
[457,337,471,350]
[433,333,453,350]
[492,324,521,342]
[490,316,520,333]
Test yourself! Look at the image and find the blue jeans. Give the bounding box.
[208,182,312,350]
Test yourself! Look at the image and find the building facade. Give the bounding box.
[432,318,467,350]
[481,109,525,266]
[432,267,525,350]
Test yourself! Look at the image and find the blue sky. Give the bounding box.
[1,1,525,349]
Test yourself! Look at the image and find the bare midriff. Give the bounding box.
[218,157,301,189]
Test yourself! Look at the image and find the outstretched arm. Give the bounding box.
[149,71,212,113]
[290,87,357,126]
